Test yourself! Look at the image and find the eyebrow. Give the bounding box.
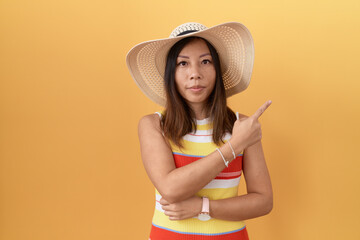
[200,53,211,58]
[178,53,211,59]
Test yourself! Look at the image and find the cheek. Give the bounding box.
[174,71,186,89]
[174,75,180,90]
[207,69,216,88]
[174,74,185,96]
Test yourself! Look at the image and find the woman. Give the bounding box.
[126,22,273,240]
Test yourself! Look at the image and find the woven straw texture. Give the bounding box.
[126,22,254,106]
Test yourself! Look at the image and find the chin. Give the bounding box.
[182,92,211,106]
[186,98,207,105]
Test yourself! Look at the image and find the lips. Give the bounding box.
[189,85,205,89]
[188,86,205,93]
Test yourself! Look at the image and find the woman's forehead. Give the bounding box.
[178,39,211,56]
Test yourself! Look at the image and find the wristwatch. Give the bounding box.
[198,196,211,221]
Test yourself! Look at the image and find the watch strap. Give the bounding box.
[201,196,209,213]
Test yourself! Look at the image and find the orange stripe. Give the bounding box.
[173,154,243,179]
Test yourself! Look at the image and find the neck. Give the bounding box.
[189,102,208,120]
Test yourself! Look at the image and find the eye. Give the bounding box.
[202,59,212,64]
[177,61,188,67]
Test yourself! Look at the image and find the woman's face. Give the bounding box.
[174,38,216,109]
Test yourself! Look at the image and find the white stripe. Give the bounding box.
[190,129,213,135]
[183,132,231,143]
[155,194,164,212]
[155,200,165,213]
[203,177,241,189]
[196,117,212,125]
[156,193,162,201]
[183,134,212,142]
[154,177,240,204]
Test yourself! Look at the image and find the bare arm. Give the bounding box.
[138,114,237,204]
[139,101,272,204]
[160,141,273,221]
[209,141,273,221]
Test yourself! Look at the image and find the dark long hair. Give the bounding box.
[161,37,237,148]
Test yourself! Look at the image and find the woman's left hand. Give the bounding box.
[160,196,202,221]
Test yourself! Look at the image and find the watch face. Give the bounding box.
[198,213,211,221]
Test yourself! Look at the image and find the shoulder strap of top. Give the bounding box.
[155,111,162,120]
[154,112,165,137]
[236,111,239,120]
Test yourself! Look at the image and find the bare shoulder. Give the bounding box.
[138,113,173,168]
[139,113,160,125]
[138,113,161,132]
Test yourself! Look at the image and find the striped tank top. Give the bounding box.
[149,111,249,240]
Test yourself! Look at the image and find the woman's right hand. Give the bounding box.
[230,100,272,154]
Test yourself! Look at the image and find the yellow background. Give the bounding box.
[1,0,359,239]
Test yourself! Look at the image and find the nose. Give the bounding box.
[189,64,202,80]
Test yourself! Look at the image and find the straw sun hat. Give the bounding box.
[126,22,254,107]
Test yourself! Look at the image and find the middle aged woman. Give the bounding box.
[126,22,273,240]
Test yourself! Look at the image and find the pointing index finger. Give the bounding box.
[252,100,272,119]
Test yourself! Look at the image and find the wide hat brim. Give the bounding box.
[126,22,255,107]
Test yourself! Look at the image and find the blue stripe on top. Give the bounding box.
[152,223,246,236]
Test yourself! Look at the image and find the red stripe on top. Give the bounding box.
[173,154,243,180]
[150,224,249,240]
[216,172,243,180]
